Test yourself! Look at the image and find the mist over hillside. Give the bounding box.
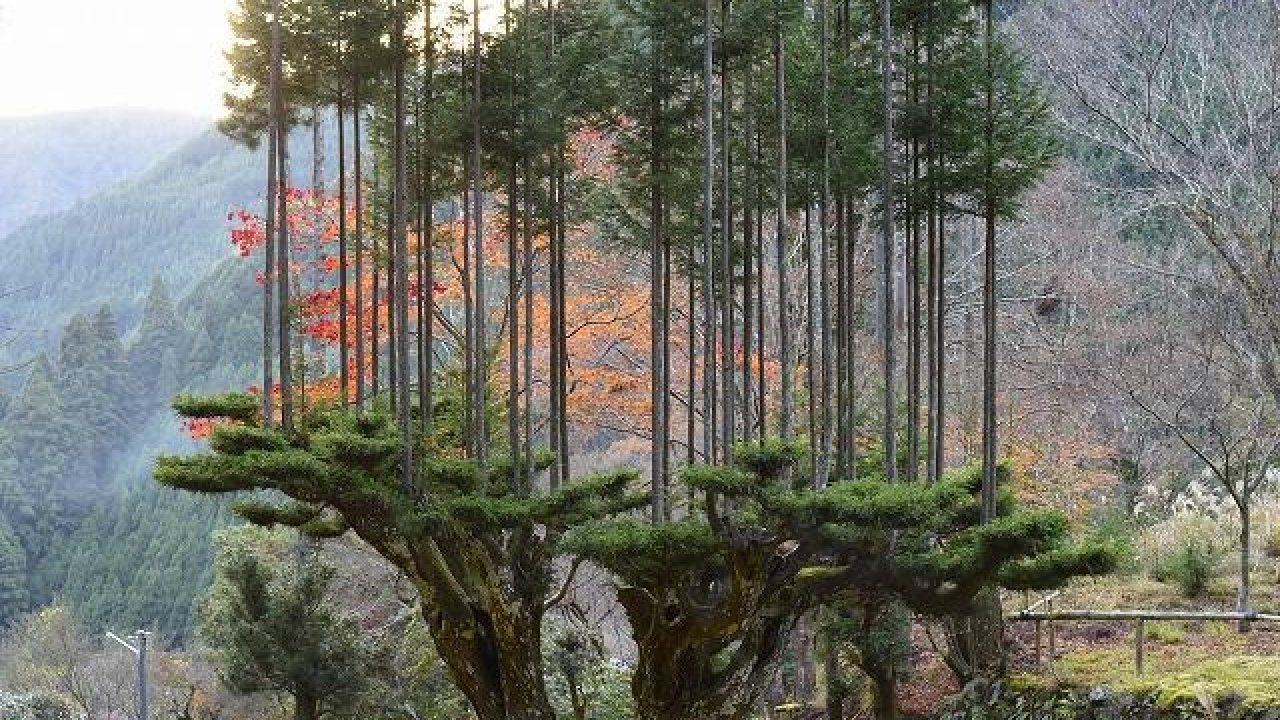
[0,108,207,236]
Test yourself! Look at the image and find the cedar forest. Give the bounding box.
[3,0,1280,719]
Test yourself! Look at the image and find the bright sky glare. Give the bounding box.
[0,0,239,118]
[0,0,504,119]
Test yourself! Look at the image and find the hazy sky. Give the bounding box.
[0,0,237,118]
[0,0,505,120]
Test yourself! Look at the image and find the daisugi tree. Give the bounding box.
[157,0,1114,718]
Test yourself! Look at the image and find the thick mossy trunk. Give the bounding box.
[425,599,556,720]
[624,586,795,720]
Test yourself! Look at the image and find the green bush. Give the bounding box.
[1264,524,1280,559]
[1088,514,1140,576]
[1153,538,1218,598]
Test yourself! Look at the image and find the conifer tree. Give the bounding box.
[200,528,373,720]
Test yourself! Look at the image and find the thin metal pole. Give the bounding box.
[137,631,149,720]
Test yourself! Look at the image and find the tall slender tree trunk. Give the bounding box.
[354,79,367,409]
[522,157,534,487]
[338,91,350,407]
[394,8,413,493]
[925,0,940,484]
[547,164,562,488]
[520,0,534,491]
[756,120,766,442]
[262,26,279,428]
[775,2,795,442]
[906,25,921,485]
[371,157,383,403]
[473,0,489,465]
[387,175,399,417]
[981,0,997,521]
[555,167,570,481]
[879,0,896,483]
[742,59,757,444]
[719,0,735,462]
[270,0,293,431]
[419,0,436,440]
[650,52,668,521]
[818,0,833,490]
[462,155,475,457]
[505,0,521,487]
[702,0,718,462]
[806,200,818,471]
[547,1,567,489]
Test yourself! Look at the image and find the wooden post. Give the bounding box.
[1134,618,1145,675]
[1034,618,1043,667]
[1046,598,1056,668]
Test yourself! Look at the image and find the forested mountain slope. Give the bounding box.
[0,109,205,236]
[0,115,282,642]
[0,129,265,354]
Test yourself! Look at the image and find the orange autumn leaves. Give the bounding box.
[204,127,782,449]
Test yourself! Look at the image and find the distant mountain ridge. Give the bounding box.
[0,108,207,237]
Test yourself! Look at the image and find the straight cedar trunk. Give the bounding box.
[701,0,718,463]
[387,183,398,417]
[932,212,946,483]
[262,78,278,428]
[835,196,847,476]
[353,79,367,409]
[462,158,475,458]
[269,0,293,431]
[547,164,562,488]
[371,157,382,402]
[755,119,766,443]
[387,180,398,417]
[555,168,570,480]
[521,0,534,491]
[774,2,795,443]
[818,0,833,490]
[925,2,940,483]
[337,92,350,407]
[688,245,698,467]
[522,156,534,488]
[547,0,567,488]
[505,0,520,487]
[661,208,673,511]
[418,0,435,439]
[906,24,921,485]
[650,54,667,521]
[472,0,489,466]
[981,0,998,522]
[720,0,734,462]
[742,59,756,443]
[806,201,818,473]
[394,12,413,493]
[878,0,895,483]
